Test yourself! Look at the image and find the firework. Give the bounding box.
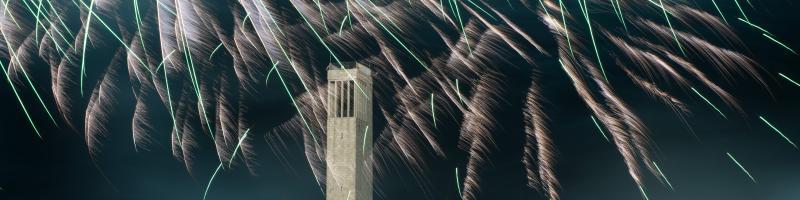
[0,0,792,199]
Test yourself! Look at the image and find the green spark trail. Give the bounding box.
[657,0,687,56]
[711,0,728,24]
[455,167,462,197]
[578,0,607,80]
[726,152,757,183]
[733,0,749,21]
[0,61,40,137]
[763,34,797,54]
[557,0,575,58]
[362,126,369,155]
[203,163,224,200]
[759,116,797,148]
[228,129,252,167]
[691,87,727,119]
[80,0,97,96]
[653,161,674,190]
[431,93,437,128]
[779,73,800,88]
[638,185,651,200]
[591,115,610,142]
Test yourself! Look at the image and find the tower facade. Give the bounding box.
[326,63,372,200]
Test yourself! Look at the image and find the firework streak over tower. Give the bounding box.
[1,0,799,199]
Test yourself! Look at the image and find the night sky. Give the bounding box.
[2,1,800,200]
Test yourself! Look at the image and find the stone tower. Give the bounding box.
[326,63,372,200]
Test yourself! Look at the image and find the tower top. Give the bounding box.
[327,62,371,82]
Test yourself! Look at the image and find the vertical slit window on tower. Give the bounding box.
[333,81,341,117]
[342,81,350,117]
[333,81,337,117]
[348,80,355,117]
[336,81,344,117]
[342,80,346,117]
[329,81,334,117]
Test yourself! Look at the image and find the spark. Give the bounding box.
[174,0,215,136]
[431,93,437,128]
[1,27,58,126]
[288,1,369,98]
[656,0,687,56]
[611,0,629,32]
[133,0,147,54]
[362,125,369,155]
[737,18,771,35]
[76,1,150,71]
[711,0,728,24]
[557,0,576,58]
[338,14,350,36]
[464,0,496,20]
[652,161,674,190]
[0,60,40,137]
[352,0,430,70]
[158,50,181,142]
[20,0,73,59]
[208,43,224,60]
[228,129,252,167]
[778,73,800,88]
[456,79,465,104]
[734,0,749,21]
[241,12,250,27]
[257,3,326,144]
[451,0,471,53]
[314,0,327,33]
[80,0,97,96]
[455,167,462,197]
[154,0,176,15]
[691,87,727,119]
[31,0,42,43]
[271,61,319,145]
[538,0,550,18]
[2,0,21,28]
[759,116,797,148]
[45,0,76,37]
[257,4,317,97]
[726,152,757,183]
[762,34,797,54]
[265,61,281,87]
[591,115,610,142]
[578,0,607,80]
[203,163,224,200]
[638,185,650,200]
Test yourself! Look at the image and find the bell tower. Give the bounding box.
[326,63,372,200]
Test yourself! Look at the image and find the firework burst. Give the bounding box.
[0,0,792,199]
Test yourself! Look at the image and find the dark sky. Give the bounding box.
[2,1,800,200]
